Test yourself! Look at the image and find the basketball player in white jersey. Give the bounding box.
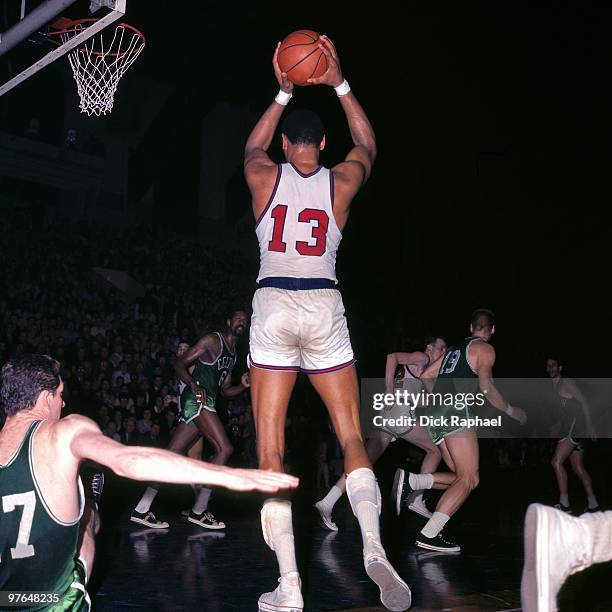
[244,37,411,611]
[315,337,447,531]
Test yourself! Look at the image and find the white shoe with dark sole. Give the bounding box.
[130,511,169,529]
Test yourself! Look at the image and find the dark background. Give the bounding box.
[1,1,609,377]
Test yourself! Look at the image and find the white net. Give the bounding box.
[58,21,145,116]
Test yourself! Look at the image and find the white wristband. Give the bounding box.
[334,79,351,96]
[505,405,514,418]
[275,89,292,106]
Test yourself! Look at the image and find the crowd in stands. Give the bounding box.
[0,210,258,462]
[1,208,608,506]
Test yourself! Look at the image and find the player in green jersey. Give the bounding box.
[392,309,526,552]
[131,309,250,530]
[0,354,297,611]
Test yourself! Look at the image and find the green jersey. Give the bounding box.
[437,337,480,383]
[0,421,85,610]
[192,332,237,404]
[179,332,237,423]
[428,337,481,445]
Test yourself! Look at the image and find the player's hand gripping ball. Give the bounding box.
[277,30,328,86]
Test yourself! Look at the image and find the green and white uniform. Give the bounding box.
[179,332,237,423]
[0,421,89,611]
[428,337,480,445]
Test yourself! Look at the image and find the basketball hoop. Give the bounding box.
[48,18,145,116]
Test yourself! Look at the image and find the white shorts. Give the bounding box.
[248,287,355,373]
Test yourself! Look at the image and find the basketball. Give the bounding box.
[277,30,328,86]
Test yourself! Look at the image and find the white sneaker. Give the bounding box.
[364,551,412,611]
[408,496,433,519]
[130,510,169,529]
[314,501,338,532]
[521,503,591,612]
[258,573,303,612]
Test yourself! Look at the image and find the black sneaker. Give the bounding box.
[187,510,226,530]
[391,468,414,516]
[130,510,169,529]
[82,470,104,511]
[554,503,573,515]
[415,532,461,553]
[584,505,600,513]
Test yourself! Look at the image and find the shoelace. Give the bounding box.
[91,474,104,496]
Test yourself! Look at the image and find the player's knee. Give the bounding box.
[551,457,562,470]
[458,471,479,491]
[571,463,584,476]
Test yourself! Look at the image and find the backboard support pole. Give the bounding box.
[0,0,126,97]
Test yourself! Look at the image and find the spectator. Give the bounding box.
[137,408,153,435]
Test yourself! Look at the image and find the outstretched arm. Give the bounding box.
[64,416,298,493]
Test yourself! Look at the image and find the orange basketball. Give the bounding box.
[277,30,328,86]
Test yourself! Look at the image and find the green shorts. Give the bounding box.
[179,387,216,424]
[427,406,470,446]
[46,558,90,611]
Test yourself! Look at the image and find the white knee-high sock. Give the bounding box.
[135,487,159,514]
[261,498,299,577]
[346,467,383,557]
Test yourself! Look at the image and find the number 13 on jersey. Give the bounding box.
[268,205,329,257]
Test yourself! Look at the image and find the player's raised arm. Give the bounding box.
[308,36,376,183]
[64,415,298,493]
[308,35,376,229]
[244,43,293,172]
